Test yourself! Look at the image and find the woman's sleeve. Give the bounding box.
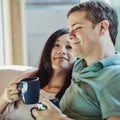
[0,104,14,120]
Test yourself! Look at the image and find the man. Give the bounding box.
[32,1,120,120]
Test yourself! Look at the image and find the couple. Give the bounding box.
[31,1,120,120]
[1,0,120,120]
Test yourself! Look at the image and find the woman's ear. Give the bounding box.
[99,20,109,35]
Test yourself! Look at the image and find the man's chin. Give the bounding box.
[72,50,80,58]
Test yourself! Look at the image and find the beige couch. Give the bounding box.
[0,65,35,95]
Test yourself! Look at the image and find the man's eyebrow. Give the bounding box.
[71,23,78,28]
[71,23,82,28]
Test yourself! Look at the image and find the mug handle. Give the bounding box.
[30,102,47,120]
[30,107,37,120]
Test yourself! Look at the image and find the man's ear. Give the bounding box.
[99,20,109,35]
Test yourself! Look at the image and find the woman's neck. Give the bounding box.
[43,70,68,94]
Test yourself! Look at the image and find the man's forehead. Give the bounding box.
[68,11,87,24]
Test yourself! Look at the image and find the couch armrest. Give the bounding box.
[0,65,35,95]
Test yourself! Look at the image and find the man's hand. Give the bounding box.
[32,99,63,120]
[32,99,74,120]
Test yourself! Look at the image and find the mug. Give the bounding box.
[18,77,40,104]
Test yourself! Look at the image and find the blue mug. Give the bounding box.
[19,77,40,104]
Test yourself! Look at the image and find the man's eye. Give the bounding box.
[74,26,82,30]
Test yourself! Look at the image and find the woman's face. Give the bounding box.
[51,34,76,72]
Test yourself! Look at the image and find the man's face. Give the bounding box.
[68,11,100,59]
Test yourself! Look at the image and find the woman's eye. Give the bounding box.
[66,45,72,50]
[54,43,60,48]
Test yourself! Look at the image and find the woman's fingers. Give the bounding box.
[3,83,20,103]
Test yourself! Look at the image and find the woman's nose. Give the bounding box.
[58,51,63,55]
[58,46,66,55]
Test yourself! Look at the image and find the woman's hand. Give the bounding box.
[1,71,34,104]
[0,81,20,113]
[1,81,20,104]
[0,71,34,114]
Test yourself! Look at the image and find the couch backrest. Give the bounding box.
[0,65,34,95]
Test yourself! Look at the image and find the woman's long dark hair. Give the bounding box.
[14,28,73,108]
[33,28,73,100]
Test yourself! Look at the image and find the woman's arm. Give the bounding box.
[0,70,36,114]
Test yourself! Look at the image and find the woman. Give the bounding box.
[0,28,76,120]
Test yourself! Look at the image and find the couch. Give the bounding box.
[0,65,35,95]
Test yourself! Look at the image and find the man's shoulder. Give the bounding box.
[74,58,83,67]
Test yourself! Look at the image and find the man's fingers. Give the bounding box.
[41,99,61,112]
[32,109,40,118]
[41,99,54,109]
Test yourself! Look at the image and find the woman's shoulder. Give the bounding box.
[10,70,37,84]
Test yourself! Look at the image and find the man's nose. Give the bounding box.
[69,29,76,40]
